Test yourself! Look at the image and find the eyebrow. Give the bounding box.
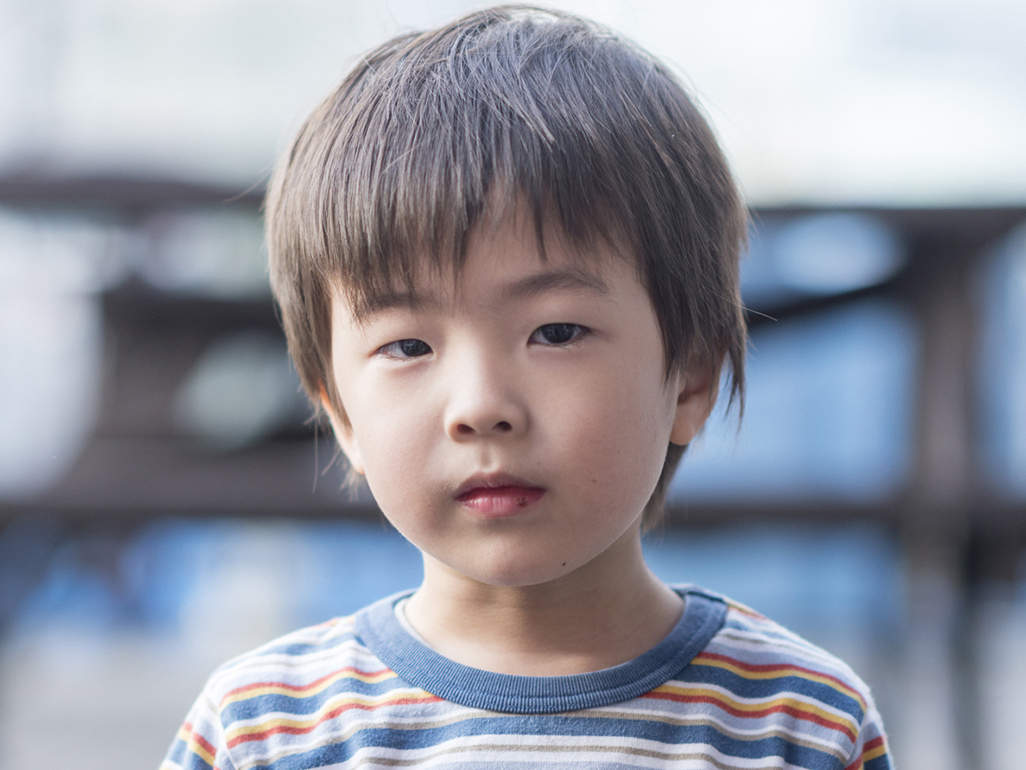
[353,267,610,322]
[355,290,438,320]
[500,268,610,303]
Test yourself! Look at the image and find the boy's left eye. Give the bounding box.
[530,323,587,345]
[377,339,432,358]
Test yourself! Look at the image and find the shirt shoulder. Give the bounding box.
[200,614,379,701]
[160,614,426,770]
[699,590,874,707]
[663,587,892,769]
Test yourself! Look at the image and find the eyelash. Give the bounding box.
[375,324,589,360]
[529,323,589,346]
[376,339,432,359]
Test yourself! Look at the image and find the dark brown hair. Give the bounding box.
[266,5,747,526]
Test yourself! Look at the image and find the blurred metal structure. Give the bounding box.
[1,175,1022,524]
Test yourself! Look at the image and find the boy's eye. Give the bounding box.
[378,339,432,358]
[530,323,587,345]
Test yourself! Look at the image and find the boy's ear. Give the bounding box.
[669,363,719,446]
[319,388,365,475]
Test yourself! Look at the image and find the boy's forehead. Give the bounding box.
[337,210,635,323]
[344,265,613,320]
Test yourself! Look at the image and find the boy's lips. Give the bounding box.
[454,473,545,517]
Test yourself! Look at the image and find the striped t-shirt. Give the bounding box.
[161,586,892,769]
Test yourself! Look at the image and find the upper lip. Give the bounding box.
[453,472,544,499]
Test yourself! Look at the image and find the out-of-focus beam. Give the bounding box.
[0,174,263,212]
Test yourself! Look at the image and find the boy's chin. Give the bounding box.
[419,520,645,591]
[429,551,598,590]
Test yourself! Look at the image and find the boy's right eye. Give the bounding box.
[377,339,432,359]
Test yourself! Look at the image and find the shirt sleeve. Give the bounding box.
[159,686,237,770]
[845,701,894,770]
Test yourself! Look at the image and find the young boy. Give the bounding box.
[163,6,891,769]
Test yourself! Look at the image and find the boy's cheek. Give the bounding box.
[318,394,365,475]
[566,369,676,442]
[333,424,365,475]
[351,412,442,493]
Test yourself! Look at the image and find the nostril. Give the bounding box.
[495,421,512,432]
[456,424,474,435]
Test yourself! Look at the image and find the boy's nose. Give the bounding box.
[443,356,526,440]
[452,418,512,436]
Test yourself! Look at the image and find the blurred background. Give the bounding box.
[1,1,1025,768]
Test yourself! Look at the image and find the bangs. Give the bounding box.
[274,7,725,335]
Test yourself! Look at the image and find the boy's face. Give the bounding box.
[326,211,714,589]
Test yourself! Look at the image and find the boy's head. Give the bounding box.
[266,5,747,530]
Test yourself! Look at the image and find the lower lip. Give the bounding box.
[457,486,545,517]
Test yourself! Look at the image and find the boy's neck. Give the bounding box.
[402,527,683,676]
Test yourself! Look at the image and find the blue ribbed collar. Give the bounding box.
[354,585,726,714]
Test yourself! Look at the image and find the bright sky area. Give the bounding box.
[0,0,1024,206]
